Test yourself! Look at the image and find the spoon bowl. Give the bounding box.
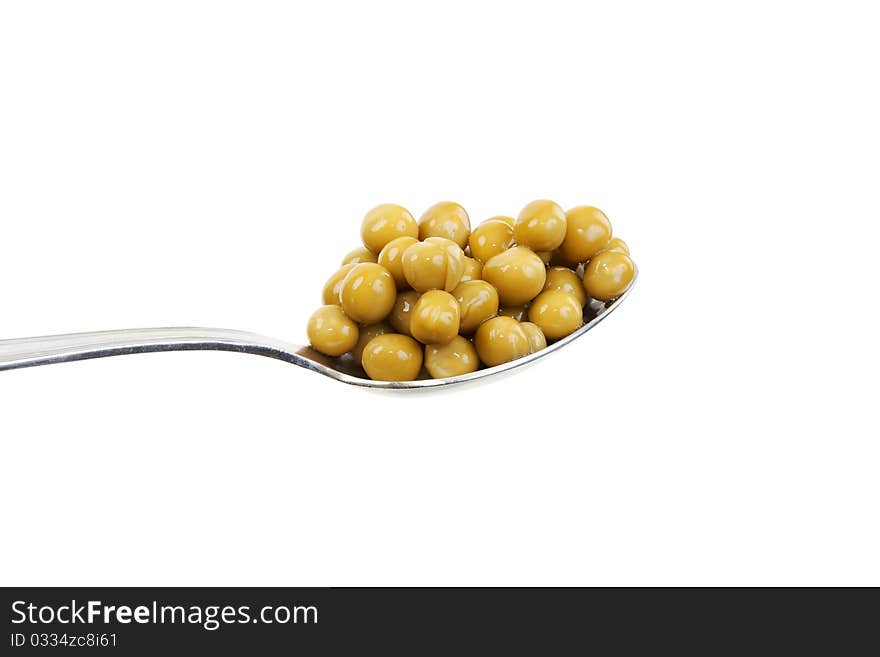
[0,271,636,388]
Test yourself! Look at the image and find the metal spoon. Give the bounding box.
[0,273,635,388]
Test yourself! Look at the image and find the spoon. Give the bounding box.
[0,272,635,388]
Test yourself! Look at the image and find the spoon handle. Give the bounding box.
[0,327,305,371]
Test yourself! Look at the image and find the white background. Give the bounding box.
[1,1,878,586]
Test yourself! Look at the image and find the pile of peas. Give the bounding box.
[307,201,635,381]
